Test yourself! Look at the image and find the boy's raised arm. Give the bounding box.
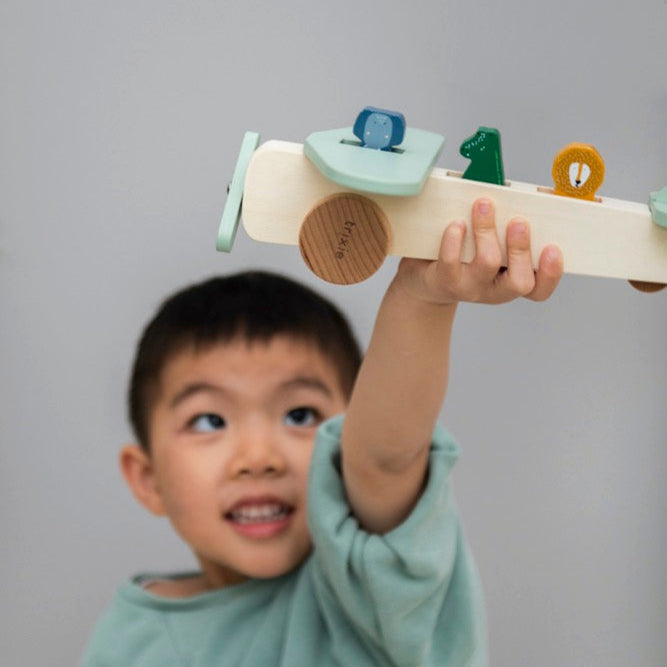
[341,199,563,534]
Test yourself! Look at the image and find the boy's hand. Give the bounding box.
[396,198,564,305]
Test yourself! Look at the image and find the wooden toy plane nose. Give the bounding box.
[216,131,260,253]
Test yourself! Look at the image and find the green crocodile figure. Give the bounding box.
[459,126,505,186]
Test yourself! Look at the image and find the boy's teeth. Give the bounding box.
[230,503,289,523]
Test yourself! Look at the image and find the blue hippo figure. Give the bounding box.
[353,106,406,151]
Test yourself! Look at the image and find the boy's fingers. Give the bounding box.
[502,219,537,296]
[437,220,466,280]
[470,198,503,281]
[527,245,563,301]
[425,220,464,298]
[432,201,563,305]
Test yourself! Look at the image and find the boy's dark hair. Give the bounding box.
[128,271,362,451]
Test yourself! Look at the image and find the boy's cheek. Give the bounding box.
[297,440,318,473]
[160,490,208,529]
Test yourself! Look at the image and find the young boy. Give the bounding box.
[79,199,563,666]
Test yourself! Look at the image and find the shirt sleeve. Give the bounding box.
[307,415,487,667]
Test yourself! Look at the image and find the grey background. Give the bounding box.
[1,1,665,665]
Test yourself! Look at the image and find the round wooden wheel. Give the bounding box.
[628,280,666,293]
[298,193,392,284]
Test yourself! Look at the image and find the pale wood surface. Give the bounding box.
[242,140,667,284]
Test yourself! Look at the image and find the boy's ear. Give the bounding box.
[119,444,167,516]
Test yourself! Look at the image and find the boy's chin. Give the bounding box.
[196,547,312,587]
[244,551,311,580]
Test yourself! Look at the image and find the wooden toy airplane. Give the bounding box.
[217,107,667,291]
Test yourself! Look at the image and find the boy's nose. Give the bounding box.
[228,424,287,478]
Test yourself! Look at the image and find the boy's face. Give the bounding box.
[132,335,347,588]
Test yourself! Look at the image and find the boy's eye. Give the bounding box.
[188,413,226,432]
[284,407,320,428]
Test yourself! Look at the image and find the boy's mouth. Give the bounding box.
[224,498,295,538]
[226,502,293,524]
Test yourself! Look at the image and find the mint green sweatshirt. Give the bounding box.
[78,417,487,666]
